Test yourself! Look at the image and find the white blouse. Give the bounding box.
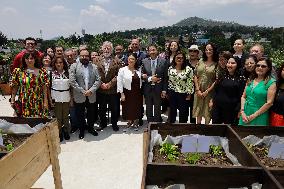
[51,71,71,102]
[117,66,142,93]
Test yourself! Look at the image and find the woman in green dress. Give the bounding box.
[239,57,276,126]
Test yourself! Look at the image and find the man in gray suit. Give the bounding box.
[142,45,168,122]
[69,49,101,139]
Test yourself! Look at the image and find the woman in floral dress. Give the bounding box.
[10,52,49,118]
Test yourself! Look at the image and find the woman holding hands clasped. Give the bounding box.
[193,43,218,124]
[239,57,276,126]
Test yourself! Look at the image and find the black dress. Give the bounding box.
[212,74,246,125]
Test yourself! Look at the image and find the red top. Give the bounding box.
[11,50,43,71]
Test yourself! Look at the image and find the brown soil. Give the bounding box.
[152,145,233,166]
[250,144,284,168]
[0,134,30,157]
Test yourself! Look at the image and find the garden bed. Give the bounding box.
[231,126,284,187]
[152,144,233,166]
[141,123,284,189]
[0,133,30,159]
[0,117,62,189]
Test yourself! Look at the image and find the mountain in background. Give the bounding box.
[174,16,243,28]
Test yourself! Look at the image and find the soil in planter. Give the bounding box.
[152,144,233,166]
[0,134,30,158]
[249,144,284,168]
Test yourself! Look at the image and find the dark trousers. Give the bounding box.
[168,90,190,123]
[145,89,162,122]
[116,93,121,119]
[188,94,196,124]
[211,103,238,125]
[70,106,78,130]
[93,101,99,122]
[97,93,119,127]
[75,98,96,132]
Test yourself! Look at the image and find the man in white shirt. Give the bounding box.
[69,49,101,139]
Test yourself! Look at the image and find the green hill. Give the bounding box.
[174,16,243,28]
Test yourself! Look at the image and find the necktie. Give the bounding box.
[151,60,156,75]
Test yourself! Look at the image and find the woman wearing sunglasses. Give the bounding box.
[239,57,276,126]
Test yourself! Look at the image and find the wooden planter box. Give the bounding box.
[141,123,283,189]
[0,117,62,189]
[231,126,284,188]
[0,83,11,95]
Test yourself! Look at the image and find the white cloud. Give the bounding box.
[80,5,108,17]
[79,5,167,35]
[137,1,176,16]
[137,0,283,17]
[1,7,17,15]
[48,5,70,13]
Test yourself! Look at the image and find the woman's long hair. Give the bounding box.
[21,52,41,70]
[52,55,69,78]
[127,52,139,70]
[250,57,273,84]
[171,51,188,70]
[166,40,181,59]
[276,62,284,89]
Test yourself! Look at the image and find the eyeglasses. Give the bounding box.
[26,42,35,46]
[189,50,199,53]
[256,64,267,68]
[175,56,184,60]
[245,62,255,66]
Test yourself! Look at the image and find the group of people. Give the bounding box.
[8,37,284,141]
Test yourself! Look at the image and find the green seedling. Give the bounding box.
[186,153,201,164]
[159,142,180,162]
[6,143,14,152]
[247,143,269,156]
[209,145,224,157]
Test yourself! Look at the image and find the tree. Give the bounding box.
[0,31,8,46]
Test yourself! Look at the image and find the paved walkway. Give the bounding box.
[0,95,145,189]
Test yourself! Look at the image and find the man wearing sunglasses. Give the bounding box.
[11,37,43,71]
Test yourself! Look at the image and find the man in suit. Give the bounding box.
[69,49,101,139]
[142,45,168,122]
[96,41,123,131]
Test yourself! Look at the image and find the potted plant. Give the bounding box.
[0,53,12,95]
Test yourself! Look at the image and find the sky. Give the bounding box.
[0,0,284,40]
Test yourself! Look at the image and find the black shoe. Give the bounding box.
[71,127,78,134]
[79,131,85,139]
[96,124,106,131]
[63,131,70,140]
[139,119,143,126]
[112,125,119,132]
[88,129,98,136]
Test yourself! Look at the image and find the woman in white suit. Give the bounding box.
[117,52,143,130]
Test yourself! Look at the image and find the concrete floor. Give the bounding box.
[0,95,145,189]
